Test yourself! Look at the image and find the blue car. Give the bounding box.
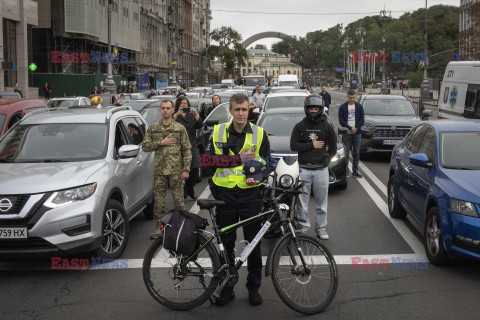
[388,120,480,264]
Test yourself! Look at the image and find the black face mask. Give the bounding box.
[305,110,323,122]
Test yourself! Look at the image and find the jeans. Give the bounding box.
[342,134,361,172]
[296,168,329,230]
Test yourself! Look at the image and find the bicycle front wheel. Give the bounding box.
[143,232,221,311]
[271,234,338,315]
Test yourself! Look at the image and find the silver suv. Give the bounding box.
[0,107,154,259]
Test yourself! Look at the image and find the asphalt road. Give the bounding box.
[1,88,480,320]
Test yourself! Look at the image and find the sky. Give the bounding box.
[210,0,459,49]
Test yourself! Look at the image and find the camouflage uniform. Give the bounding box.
[142,120,192,227]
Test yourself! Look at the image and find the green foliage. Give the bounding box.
[408,70,425,88]
[271,5,459,80]
[208,27,248,77]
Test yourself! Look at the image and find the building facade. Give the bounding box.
[241,48,302,85]
[459,0,479,60]
[0,0,38,97]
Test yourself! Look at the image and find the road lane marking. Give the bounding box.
[358,160,388,197]
[0,253,428,270]
[350,164,425,255]
[189,186,211,214]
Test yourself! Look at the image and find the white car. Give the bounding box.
[47,97,91,108]
[257,91,309,124]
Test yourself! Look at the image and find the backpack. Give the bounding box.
[163,209,208,256]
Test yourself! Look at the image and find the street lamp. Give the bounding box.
[380,7,391,94]
[420,0,431,99]
[103,0,116,93]
[356,26,366,92]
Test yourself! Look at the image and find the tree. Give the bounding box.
[255,44,267,50]
[206,27,247,79]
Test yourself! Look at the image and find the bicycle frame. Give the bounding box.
[181,208,276,267]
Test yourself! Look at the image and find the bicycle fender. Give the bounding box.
[265,233,293,277]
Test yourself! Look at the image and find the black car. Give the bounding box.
[257,107,349,189]
[357,94,432,157]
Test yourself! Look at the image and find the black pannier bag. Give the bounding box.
[163,209,207,256]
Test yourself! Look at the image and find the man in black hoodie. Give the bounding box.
[290,94,337,240]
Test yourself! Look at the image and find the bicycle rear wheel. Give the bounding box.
[143,232,220,311]
[271,234,338,314]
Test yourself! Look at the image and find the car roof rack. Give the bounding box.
[105,106,132,120]
[20,107,66,122]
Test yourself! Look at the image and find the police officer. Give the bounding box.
[142,100,192,238]
[290,94,337,240]
[207,93,270,307]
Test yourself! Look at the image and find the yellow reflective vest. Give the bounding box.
[212,122,265,189]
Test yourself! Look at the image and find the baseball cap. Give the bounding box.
[244,159,266,181]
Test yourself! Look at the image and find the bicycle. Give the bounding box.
[143,180,338,315]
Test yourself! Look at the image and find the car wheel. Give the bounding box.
[143,197,154,220]
[424,207,450,265]
[96,199,130,259]
[388,174,407,218]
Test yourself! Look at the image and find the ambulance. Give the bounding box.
[438,61,480,119]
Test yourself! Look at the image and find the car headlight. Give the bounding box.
[44,183,98,209]
[331,148,345,162]
[451,198,479,217]
[279,174,294,188]
[361,123,375,134]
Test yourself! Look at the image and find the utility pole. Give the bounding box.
[357,26,365,92]
[420,0,431,99]
[204,4,211,85]
[380,6,391,94]
[103,0,116,93]
[169,0,178,86]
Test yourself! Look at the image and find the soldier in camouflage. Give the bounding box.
[142,100,192,238]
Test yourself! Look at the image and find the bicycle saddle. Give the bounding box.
[197,199,226,210]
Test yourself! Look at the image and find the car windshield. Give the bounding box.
[363,99,416,116]
[0,123,108,163]
[264,96,306,110]
[440,131,480,170]
[205,103,231,124]
[140,107,162,126]
[0,114,5,132]
[47,100,78,108]
[258,113,305,136]
[245,78,266,86]
[125,101,154,111]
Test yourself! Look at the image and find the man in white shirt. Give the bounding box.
[252,86,266,123]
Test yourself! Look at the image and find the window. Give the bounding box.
[114,122,129,154]
[7,112,23,130]
[405,125,427,154]
[417,126,436,163]
[122,118,144,145]
[123,7,129,17]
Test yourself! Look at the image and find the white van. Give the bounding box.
[438,61,480,119]
[278,74,299,87]
[220,79,235,88]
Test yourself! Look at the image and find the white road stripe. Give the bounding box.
[350,164,425,255]
[357,160,388,197]
[0,254,428,270]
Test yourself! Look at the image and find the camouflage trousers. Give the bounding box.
[153,174,186,227]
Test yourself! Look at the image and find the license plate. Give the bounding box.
[383,140,400,146]
[0,227,28,239]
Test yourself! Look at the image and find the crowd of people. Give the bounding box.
[139,86,364,308]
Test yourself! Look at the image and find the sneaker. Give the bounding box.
[316,228,329,240]
[352,170,363,178]
[215,286,235,306]
[248,288,263,306]
[150,225,164,239]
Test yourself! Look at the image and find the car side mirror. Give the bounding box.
[118,145,140,158]
[338,127,349,135]
[421,109,432,120]
[409,153,432,168]
[253,108,260,114]
[204,119,219,128]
